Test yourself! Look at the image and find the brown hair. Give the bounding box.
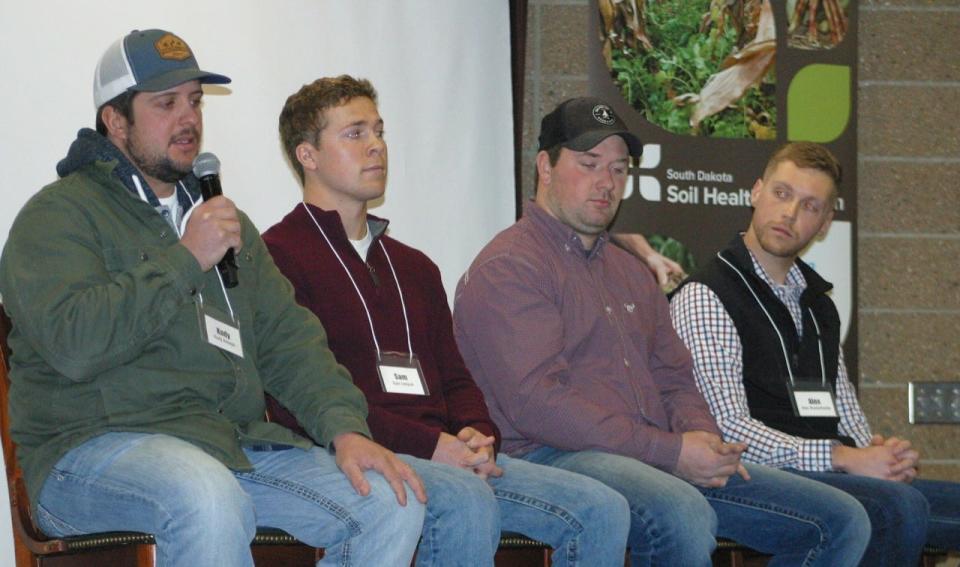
[95,90,137,136]
[763,142,842,202]
[279,75,378,184]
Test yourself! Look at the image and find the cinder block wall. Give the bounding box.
[522,0,960,481]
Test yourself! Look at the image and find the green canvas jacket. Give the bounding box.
[0,130,370,509]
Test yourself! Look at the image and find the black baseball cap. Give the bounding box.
[538,97,642,158]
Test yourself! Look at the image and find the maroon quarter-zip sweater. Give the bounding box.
[262,203,498,459]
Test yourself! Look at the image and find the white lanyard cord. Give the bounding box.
[132,174,150,203]
[378,240,413,362]
[718,253,796,386]
[133,176,236,320]
[807,308,828,387]
[302,203,415,361]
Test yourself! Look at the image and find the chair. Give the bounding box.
[492,532,552,566]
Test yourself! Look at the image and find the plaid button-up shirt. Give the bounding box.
[670,252,872,471]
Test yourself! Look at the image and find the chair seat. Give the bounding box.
[27,527,305,555]
[55,532,155,553]
[49,529,545,556]
[497,532,547,548]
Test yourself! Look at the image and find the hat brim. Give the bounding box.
[564,130,643,159]
[134,68,232,93]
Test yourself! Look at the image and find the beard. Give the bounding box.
[125,128,199,184]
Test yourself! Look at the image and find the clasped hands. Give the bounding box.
[432,427,504,480]
[833,434,919,482]
[676,430,750,488]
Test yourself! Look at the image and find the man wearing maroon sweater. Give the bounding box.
[261,75,630,567]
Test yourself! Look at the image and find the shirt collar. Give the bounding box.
[300,202,390,244]
[523,201,609,259]
[747,249,807,302]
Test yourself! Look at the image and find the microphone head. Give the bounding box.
[192,152,221,178]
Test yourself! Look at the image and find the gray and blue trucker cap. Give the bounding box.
[93,29,231,109]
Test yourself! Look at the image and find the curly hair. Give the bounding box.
[279,75,378,184]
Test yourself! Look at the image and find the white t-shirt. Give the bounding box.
[156,192,181,231]
[350,224,374,260]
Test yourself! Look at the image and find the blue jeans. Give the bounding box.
[788,471,960,566]
[35,432,425,567]
[400,453,629,567]
[523,447,870,567]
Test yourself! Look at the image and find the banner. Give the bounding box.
[589,0,858,374]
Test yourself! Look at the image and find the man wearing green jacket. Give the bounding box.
[0,29,425,567]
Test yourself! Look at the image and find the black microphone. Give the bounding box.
[192,152,239,288]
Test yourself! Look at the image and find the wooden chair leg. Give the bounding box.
[135,545,155,566]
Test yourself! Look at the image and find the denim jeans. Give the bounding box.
[400,453,629,567]
[523,447,870,567]
[35,432,425,567]
[788,471,960,566]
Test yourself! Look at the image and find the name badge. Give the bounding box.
[378,352,428,396]
[198,303,244,358]
[787,381,838,418]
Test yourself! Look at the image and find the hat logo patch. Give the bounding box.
[592,104,616,125]
[154,33,192,61]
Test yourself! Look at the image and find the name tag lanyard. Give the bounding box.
[301,203,415,363]
[302,204,427,395]
[133,177,241,355]
[718,254,835,417]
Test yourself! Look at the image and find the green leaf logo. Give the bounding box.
[787,63,851,143]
